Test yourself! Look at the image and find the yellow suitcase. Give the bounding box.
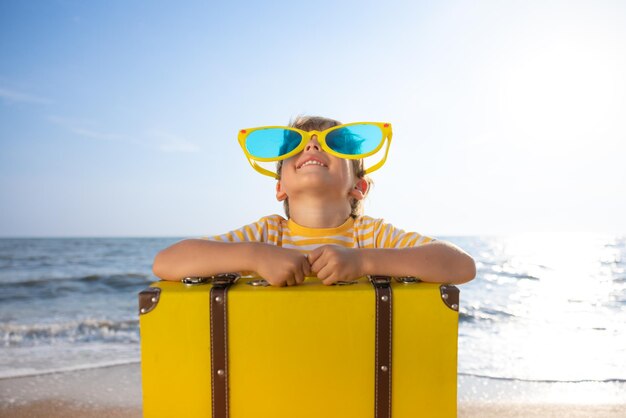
[139,276,459,418]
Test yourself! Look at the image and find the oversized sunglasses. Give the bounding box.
[238,122,392,179]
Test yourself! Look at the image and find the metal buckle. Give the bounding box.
[246,279,270,287]
[211,273,240,285]
[332,280,359,286]
[368,275,391,286]
[182,277,210,285]
[182,273,240,286]
[394,276,421,284]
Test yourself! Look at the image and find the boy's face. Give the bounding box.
[276,135,366,203]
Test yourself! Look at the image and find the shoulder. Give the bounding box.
[257,214,287,228]
[356,216,433,239]
[354,215,387,230]
[258,213,286,222]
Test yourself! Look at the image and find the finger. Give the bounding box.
[271,278,285,287]
[322,277,335,286]
[310,259,322,275]
[286,272,296,286]
[302,257,311,278]
[307,246,325,265]
[310,252,328,274]
[316,264,333,280]
[294,260,305,284]
[322,272,338,286]
[295,268,304,285]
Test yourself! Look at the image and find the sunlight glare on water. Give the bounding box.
[472,233,626,384]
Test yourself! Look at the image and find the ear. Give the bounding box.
[349,178,368,201]
[276,180,288,201]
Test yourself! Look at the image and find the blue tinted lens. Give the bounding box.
[246,129,302,159]
[326,124,383,155]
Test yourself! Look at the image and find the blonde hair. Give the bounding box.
[276,115,372,219]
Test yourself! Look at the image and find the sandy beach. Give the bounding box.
[1,363,624,417]
[0,363,141,418]
[3,401,626,418]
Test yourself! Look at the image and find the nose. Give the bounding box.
[305,135,321,152]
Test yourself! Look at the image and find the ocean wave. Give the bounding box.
[494,271,541,281]
[0,318,139,347]
[459,372,626,384]
[480,270,541,281]
[0,273,153,302]
[0,359,141,380]
[0,273,151,287]
[5,367,625,385]
[460,306,517,323]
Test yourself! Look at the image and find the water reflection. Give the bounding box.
[456,233,626,385]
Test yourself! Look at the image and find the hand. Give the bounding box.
[252,244,311,287]
[308,245,364,285]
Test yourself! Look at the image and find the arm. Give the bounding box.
[359,241,476,284]
[152,239,310,286]
[153,239,257,281]
[309,241,476,285]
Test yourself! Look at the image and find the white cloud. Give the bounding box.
[150,131,200,153]
[48,116,129,142]
[48,115,200,152]
[0,87,52,104]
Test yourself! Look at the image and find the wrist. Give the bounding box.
[241,242,263,271]
[360,248,396,277]
[359,248,375,276]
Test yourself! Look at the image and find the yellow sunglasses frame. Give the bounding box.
[237,122,393,179]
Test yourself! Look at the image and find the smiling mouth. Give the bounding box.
[297,160,327,169]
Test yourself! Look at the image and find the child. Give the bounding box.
[153,116,475,286]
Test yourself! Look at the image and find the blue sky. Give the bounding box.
[1,0,625,237]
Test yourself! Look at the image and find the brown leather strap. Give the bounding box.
[210,281,233,418]
[369,276,392,418]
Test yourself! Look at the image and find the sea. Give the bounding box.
[1,235,625,402]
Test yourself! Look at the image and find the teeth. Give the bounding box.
[300,160,326,168]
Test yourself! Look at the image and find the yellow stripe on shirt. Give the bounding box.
[207,214,434,253]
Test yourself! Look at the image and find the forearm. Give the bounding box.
[360,241,476,284]
[153,239,260,281]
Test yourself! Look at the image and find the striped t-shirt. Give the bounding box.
[209,214,434,253]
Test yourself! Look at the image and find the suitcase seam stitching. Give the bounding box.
[387,288,392,418]
[210,288,216,418]
[225,288,229,417]
[375,286,379,418]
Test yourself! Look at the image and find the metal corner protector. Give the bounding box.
[138,287,161,315]
[439,284,460,311]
